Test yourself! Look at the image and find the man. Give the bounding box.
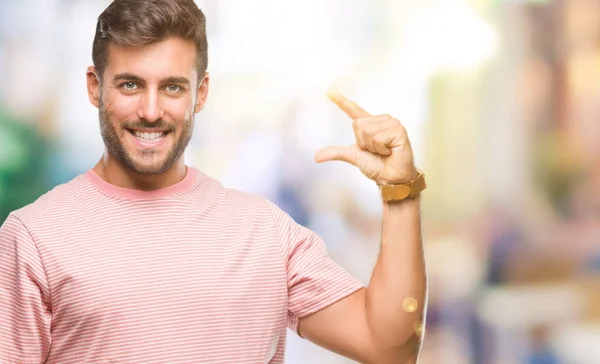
[0,0,427,363]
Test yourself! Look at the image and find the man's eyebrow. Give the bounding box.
[113,73,145,83]
[161,76,190,86]
[112,74,190,86]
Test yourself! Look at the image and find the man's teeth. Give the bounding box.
[134,131,165,142]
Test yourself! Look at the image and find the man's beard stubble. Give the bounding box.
[98,98,194,175]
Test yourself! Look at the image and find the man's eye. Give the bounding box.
[166,85,181,92]
[123,82,137,90]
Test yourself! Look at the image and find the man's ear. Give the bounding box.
[86,66,101,108]
[194,72,210,113]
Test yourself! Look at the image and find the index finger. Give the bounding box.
[327,91,371,119]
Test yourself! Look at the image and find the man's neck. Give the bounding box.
[92,154,188,191]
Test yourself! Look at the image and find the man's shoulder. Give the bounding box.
[202,176,283,223]
[10,173,90,225]
[215,185,274,218]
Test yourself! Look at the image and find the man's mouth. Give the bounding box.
[128,129,171,145]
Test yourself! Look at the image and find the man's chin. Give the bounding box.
[122,155,173,176]
[129,163,171,176]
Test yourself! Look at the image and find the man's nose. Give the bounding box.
[137,89,165,122]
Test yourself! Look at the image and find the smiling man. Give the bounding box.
[0,0,427,363]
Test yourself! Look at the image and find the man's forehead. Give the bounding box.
[104,38,198,80]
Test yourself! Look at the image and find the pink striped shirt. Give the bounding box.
[0,167,363,363]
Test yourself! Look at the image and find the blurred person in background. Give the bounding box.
[0,0,428,363]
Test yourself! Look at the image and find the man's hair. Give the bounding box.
[92,0,208,80]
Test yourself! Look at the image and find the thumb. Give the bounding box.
[314,145,356,165]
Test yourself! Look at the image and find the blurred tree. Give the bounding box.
[0,107,53,224]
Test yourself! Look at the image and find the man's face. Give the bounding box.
[88,37,208,175]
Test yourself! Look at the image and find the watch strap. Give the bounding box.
[379,172,426,202]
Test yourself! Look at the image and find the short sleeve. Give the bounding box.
[267,201,364,334]
[0,214,52,363]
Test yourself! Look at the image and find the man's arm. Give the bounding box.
[0,214,52,363]
[299,197,425,363]
[299,92,427,363]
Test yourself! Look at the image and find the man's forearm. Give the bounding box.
[364,195,426,360]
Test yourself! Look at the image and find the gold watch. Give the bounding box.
[379,172,427,202]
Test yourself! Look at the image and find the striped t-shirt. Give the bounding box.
[0,167,363,363]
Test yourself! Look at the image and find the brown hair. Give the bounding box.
[92,0,208,81]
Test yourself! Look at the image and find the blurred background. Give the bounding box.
[1,0,599,362]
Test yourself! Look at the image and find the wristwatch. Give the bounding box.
[379,172,427,202]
